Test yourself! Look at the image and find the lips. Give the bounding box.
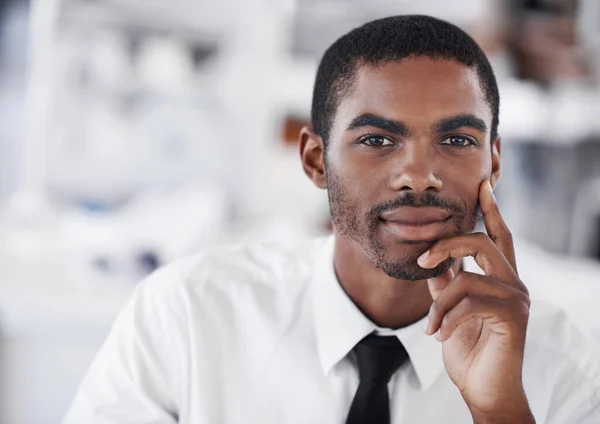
[379,206,451,241]
[380,206,451,225]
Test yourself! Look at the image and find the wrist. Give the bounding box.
[469,392,535,424]
[471,410,535,424]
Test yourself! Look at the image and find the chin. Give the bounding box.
[378,257,454,281]
[370,240,455,281]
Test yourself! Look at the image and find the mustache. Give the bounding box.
[368,191,465,217]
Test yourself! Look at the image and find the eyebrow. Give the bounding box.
[433,114,487,134]
[346,113,410,136]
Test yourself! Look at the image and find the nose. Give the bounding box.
[390,141,443,193]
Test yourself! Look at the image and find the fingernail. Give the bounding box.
[423,316,430,334]
[434,329,441,342]
[417,250,429,266]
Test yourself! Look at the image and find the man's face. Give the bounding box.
[324,57,498,280]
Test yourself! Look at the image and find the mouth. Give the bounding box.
[380,218,451,242]
[379,209,452,242]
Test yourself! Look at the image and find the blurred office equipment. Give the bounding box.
[0,0,27,205]
[578,0,600,81]
[0,2,318,421]
[496,0,600,260]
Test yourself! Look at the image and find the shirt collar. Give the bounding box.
[311,235,445,391]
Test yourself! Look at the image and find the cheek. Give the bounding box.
[441,155,489,198]
[441,172,485,213]
[338,155,386,202]
[460,178,484,205]
[468,183,482,210]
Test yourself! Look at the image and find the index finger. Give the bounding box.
[480,180,517,272]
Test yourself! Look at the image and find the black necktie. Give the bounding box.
[346,334,409,424]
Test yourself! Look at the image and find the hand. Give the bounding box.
[418,181,534,423]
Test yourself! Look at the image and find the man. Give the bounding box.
[64,15,600,423]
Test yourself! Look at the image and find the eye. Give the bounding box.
[440,135,476,148]
[359,135,395,147]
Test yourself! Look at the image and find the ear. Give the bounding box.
[299,126,327,189]
[490,136,501,188]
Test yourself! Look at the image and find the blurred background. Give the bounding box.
[0,0,598,422]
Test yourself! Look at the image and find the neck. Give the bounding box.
[333,234,461,329]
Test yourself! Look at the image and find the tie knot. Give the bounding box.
[353,334,409,385]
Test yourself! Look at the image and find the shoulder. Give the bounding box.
[524,299,600,390]
[526,299,600,359]
[130,236,330,312]
[523,300,600,421]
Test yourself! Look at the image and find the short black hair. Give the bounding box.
[311,15,500,145]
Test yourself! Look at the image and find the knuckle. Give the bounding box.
[521,294,531,310]
[518,299,531,320]
[491,201,501,215]
[452,272,468,289]
[461,295,476,310]
[474,232,489,243]
[511,292,531,317]
[519,280,530,297]
[454,271,477,289]
[512,284,530,304]
[429,300,440,317]
[441,314,457,332]
[430,297,450,320]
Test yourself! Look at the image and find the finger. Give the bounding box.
[418,232,520,287]
[435,296,529,343]
[427,267,455,302]
[480,180,517,272]
[425,271,521,335]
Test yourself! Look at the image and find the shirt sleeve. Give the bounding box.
[541,313,600,424]
[544,365,600,424]
[62,267,184,424]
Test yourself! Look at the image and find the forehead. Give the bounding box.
[333,57,492,133]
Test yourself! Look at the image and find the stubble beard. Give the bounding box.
[327,168,481,281]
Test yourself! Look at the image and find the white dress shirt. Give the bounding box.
[63,236,600,423]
